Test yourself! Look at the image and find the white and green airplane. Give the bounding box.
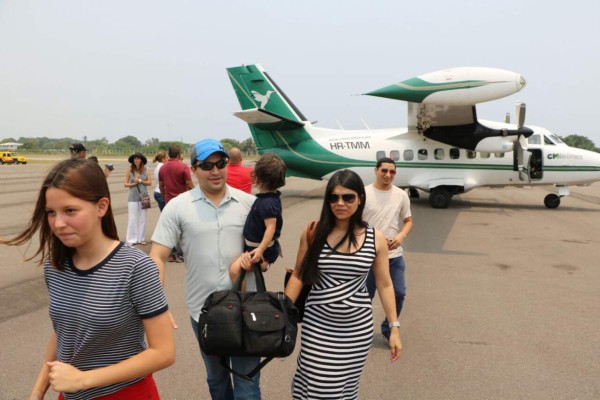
[226,64,600,209]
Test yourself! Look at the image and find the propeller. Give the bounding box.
[515,102,528,150]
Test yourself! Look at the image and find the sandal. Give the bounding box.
[139,241,147,245]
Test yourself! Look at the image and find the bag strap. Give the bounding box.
[237,263,266,292]
[306,220,317,246]
[220,355,274,381]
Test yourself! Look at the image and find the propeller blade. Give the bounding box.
[516,102,526,129]
[519,133,528,151]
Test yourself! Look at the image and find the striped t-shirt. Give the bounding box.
[44,242,168,400]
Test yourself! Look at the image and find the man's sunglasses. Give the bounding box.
[380,168,396,175]
[196,159,228,171]
[328,193,357,204]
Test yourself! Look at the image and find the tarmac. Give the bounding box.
[1,161,600,399]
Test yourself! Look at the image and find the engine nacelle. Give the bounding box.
[474,136,515,153]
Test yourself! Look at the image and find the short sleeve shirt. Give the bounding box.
[363,184,412,258]
[242,191,283,263]
[159,159,192,203]
[152,185,256,321]
[45,243,168,400]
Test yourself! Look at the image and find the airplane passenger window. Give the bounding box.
[480,152,490,158]
[528,134,541,145]
[450,148,460,159]
[434,149,444,160]
[390,150,400,161]
[404,150,414,161]
[467,150,476,159]
[418,149,428,160]
[494,152,505,158]
[376,151,386,160]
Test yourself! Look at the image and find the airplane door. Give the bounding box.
[528,149,543,180]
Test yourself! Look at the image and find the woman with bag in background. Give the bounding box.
[284,169,402,400]
[1,158,174,399]
[124,152,151,246]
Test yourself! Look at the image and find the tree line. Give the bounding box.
[1,134,598,155]
[1,135,258,156]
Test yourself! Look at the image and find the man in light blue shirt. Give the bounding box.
[150,139,259,400]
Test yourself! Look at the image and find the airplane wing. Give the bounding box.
[368,67,532,152]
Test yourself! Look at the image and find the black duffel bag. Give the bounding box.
[198,264,299,379]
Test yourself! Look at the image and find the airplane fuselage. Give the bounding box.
[279,123,600,193]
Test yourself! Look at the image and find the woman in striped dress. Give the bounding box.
[285,170,402,399]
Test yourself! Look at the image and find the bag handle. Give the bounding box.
[237,263,266,292]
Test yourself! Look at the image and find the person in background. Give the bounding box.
[226,147,253,194]
[124,152,151,246]
[285,169,402,399]
[150,139,261,400]
[152,151,167,211]
[88,155,113,178]
[229,153,286,284]
[158,145,194,263]
[0,158,174,400]
[363,157,413,340]
[69,143,87,159]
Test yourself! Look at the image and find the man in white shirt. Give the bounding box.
[363,157,413,339]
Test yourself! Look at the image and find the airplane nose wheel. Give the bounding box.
[544,194,560,209]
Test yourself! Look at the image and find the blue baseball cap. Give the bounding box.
[190,139,228,165]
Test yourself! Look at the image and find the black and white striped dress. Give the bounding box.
[292,226,376,400]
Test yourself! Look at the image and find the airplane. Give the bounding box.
[226,64,600,209]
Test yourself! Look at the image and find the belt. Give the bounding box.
[245,239,275,248]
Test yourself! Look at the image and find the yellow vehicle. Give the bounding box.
[0,151,27,164]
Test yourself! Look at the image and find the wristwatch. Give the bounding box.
[388,321,400,329]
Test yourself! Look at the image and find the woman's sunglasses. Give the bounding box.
[196,159,228,171]
[328,193,357,204]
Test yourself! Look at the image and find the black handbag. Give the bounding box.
[198,264,299,379]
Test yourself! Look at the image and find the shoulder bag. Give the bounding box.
[135,178,151,209]
[198,264,299,379]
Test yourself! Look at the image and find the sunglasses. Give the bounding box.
[380,168,396,175]
[196,159,228,171]
[328,193,357,204]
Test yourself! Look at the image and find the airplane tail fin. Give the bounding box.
[226,64,311,150]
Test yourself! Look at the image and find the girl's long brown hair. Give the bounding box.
[0,159,118,270]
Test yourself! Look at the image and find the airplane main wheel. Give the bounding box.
[429,188,451,209]
[544,194,560,209]
[408,188,420,199]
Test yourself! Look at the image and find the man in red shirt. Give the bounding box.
[226,147,253,194]
[159,145,194,262]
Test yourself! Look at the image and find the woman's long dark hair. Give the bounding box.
[0,159,119,270]
[299,170,367,285]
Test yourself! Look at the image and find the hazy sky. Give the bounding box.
[1,0,599,145]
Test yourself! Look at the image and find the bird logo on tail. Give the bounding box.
[251,90,275,109]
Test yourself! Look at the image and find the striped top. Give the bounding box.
[44,242,168,400]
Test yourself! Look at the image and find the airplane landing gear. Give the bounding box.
[408,187,420,199]
[544,194,560,209]
[429,188,451,209]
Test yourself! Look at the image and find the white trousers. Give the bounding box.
[126,201,147,244]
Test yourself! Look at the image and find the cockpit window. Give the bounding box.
[544,135,556,145]
[546,133,564,144]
